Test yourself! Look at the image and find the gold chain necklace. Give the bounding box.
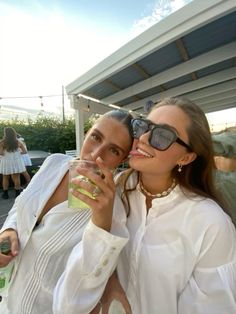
[139,178,176,198]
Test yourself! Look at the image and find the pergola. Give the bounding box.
[66,0,236,154]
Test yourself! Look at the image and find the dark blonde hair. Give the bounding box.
[119,97,229,217]
[2,127,18,152]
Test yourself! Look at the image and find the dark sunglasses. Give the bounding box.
[131,118,192,151]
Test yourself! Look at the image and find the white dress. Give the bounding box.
[17,137,32,166]
[21,153,32,166]
[0,149,26,175]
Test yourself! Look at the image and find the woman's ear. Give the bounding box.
[178,151,197,166]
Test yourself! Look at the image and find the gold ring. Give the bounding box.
[92,186,101,197]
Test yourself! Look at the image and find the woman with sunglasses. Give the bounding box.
[54,97,236,314]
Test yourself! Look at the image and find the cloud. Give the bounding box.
[130,0,192,38]
[0,2,130,114]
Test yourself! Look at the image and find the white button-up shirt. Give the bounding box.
[54,171,236,314]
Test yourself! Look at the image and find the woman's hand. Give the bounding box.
[90,272,131,314]
[0,228,19,267]
[71,157,116,232]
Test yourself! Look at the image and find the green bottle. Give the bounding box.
[0,240,15,294]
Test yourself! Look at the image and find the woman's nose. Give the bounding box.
[139,130,150,144]
[90,146,105,161]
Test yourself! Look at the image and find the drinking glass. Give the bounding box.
[0,240,15,295]
[68,160,101,210]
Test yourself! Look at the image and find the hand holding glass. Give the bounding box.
[68,160,102,210]
[0,240,15,294]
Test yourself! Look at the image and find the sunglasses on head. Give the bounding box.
[131,118,192,151]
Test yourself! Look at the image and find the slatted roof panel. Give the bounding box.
[66,0,236,115]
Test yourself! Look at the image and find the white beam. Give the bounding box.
[102,42,236,104]
[134,100,236,115]
[66,0,235,95]
[182,80,236,101]
[200,97,236,109]
[70,95,111,154]
[201,100,236,113]
[70,96,85,155]
[125,67,236,110]
[195,90,236,105]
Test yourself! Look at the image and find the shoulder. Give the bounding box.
[182,192,231,225]
[40,153,73,169]
[181,193,235,242]
[115,169,137,186]
[44,153,73,163]
[17,140,24,146]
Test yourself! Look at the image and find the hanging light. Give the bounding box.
[39,96,43,107]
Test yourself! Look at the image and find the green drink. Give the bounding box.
[68,160,101,210]
[0,240,15,294]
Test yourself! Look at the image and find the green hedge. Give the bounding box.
[0,115,93,153]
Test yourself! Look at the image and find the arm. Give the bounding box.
[0,154,60,266]
[53,221,128,314]
[18,140,27,154]
[0,229,19,267]
[53,158,129,314]
[90,272,131,314]
[0,198,20,266]
[178,208,236,313]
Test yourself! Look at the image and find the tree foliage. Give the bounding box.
[0,114,93,153]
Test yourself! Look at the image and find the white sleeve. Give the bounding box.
[178,212,236,314]
[1,154,69,233]
[53,219,128,314]
[0,154,58,233]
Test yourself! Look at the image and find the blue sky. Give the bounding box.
[5,0,156,27]
[0,0,192,113]
[0,0,162,96]
[0,0,235,128]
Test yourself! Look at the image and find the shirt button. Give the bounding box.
[110,246,116,253]
[94,268,102,277]
[102,258,109,266]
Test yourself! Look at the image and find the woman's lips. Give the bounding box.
[129,148,153,158]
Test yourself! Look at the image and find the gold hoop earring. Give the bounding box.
[178,164,183,172]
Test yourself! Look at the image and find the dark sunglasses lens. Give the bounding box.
[132,119,149,138]
[150,127,176,150]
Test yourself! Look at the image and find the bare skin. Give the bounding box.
[90,272,132,314]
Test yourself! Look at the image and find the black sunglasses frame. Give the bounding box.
[131,118,192,151]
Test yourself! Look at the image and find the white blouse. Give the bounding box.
[54,172,236,314]
[0,153,128,314]
[0,154,93,314]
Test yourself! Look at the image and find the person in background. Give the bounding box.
[0,110,133,314]
[54,97,236,314]
[0,127,26,199]
[17,134,31,187]
[212,127,236,225]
